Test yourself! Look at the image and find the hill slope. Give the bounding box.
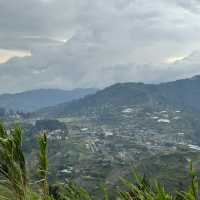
[38,75,200,117]
[0,88,97,112]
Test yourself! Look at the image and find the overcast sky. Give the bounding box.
[0,0,200,93]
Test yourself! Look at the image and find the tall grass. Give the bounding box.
[38,133,51,200]
[0,123,199,200]
[0,124,27,200]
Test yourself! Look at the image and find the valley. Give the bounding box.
[2,76,200,197]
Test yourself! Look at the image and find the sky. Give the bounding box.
[0,0,200,93]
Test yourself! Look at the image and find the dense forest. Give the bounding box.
[0,123,199,200]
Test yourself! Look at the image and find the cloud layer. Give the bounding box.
[0,0,200,93]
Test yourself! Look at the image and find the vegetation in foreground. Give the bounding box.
[0,123,199,200]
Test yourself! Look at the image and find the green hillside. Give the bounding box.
[37,75,200,118]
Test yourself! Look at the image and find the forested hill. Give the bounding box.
[37,75,200,117]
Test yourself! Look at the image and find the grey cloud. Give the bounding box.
[174,0,200,13]
[0,0,80,50]
[0,36,63,51]
[1,0,200,50]
[0,0,200,93]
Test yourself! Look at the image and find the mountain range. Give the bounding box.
[0,88,97,112]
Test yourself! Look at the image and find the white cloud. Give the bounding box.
[0,49,31,64]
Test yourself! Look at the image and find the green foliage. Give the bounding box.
[63,183,93,200]
[38,133,51,200]
[119,167,199,200]
[35,120,66,132]
[0,124,27,200]
[180,162,198,200]
[0,123,40,200]
[0,123,200,200]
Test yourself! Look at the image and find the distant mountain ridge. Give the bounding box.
[0,88,97,112]
[37,75,200,117]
